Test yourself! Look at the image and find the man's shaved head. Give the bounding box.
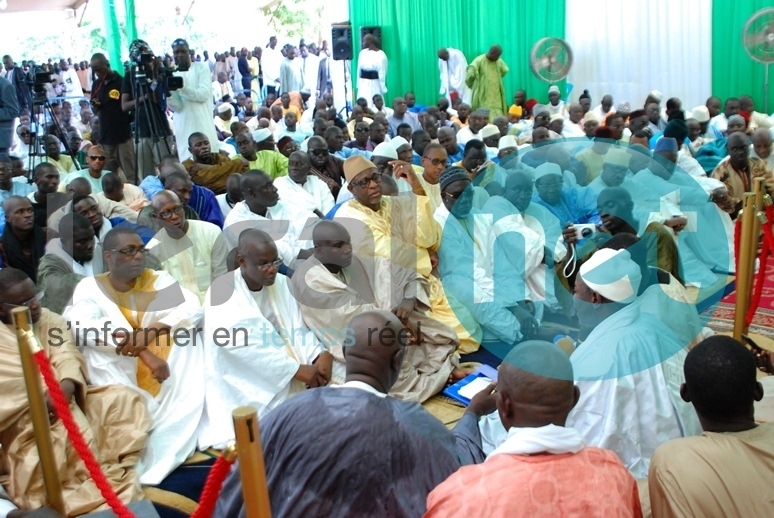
[496,341,579,430]
[67,177,92,196]
[344,310,409,394]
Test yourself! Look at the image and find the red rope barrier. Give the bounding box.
[734,216,743,278]
[190,455,237,518]
[33,350,136,518]
[746,208,774,325]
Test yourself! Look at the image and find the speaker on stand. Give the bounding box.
[331,24,353,117]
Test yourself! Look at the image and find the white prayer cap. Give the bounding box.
[692,105,711,123]
[217,103,233,115]
[534,162,563,181]
[550,113,565,122]
[498,135,517,151]
[300,87,312,95]
[579,248,642,304]
[649,90,663,102]
[391,136,410,151]
[604,149,631,168]
[480,124,500,139]
[372,142,398,160]
[583,112,599,123]
[548,85,560,94]
[252,128,272,142]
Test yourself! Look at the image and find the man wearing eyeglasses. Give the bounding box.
[344,121,375,152]
[146,190,228,303]
[306,135,346,199]
[0,267,151,514]
[64,227,205,485]
[199,228,329,449]
[334,155,479,354]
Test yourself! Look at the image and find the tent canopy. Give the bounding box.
[0,0,87,12]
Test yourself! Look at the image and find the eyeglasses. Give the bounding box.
[172,38,188,47]
[355,127,369,133]
[3,290,44,309]
[351,173,382,189]
[109,247,150,257]
[310,148,329,156]
[442,189,471,201]
[89,155,106,161]
[423,157,446,166]
[154,205,184,220]
[19,131,30,136]
[536,180,563,189]
[256,258,283,271]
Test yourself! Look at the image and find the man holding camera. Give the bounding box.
[88,53,135,181]
[122,40,175,180]
[168,39,219,162]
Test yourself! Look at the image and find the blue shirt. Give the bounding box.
[0,182,36,235]
[333,147,372,160]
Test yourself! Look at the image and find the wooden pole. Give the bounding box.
[233,406,272,518]
[11,307,66,515]
[734,193,758,340]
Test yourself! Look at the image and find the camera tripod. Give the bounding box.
[129,64,174,185]
[25,90,72,184]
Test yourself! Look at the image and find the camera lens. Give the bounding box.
[581,228,593,238]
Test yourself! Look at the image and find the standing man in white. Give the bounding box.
[356,34,388,110]
[438,47,471,104]
[168,38,220,162]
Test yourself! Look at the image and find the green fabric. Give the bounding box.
[466,55,509,117]
[102,0,123,71]
[712,1,774,113]
[348,0,566,107]
[124,0,137,46]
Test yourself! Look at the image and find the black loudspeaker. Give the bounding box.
[360,26,382,46]
[332,25,352,61]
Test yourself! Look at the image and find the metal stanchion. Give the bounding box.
[734,192,760,340]
[233,406,272,518]
[12,307,66,515]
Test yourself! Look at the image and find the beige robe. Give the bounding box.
[289,255,457,402]
[0,309,150,516]
[335,194,478,352]
[649,423,774,518]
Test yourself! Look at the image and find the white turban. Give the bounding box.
[579,249,642,304]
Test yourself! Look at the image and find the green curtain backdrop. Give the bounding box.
[712,0,774,113]
[348,0,566,107]
[102,0,124,68]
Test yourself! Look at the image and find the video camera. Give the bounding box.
[25,66,54,105]
[130,44,183,94]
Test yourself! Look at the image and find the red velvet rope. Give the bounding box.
[33,350,136,518]
[746,207,774,325]
[36,349,236,518]
[190,456,236,518]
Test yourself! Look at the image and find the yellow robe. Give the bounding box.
[0,309,149,516]
[335,194,480,352]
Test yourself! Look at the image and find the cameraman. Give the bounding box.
[168,38,219,162]
[121,39,175,179]
[88,53,135,179]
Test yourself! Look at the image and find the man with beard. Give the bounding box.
[182,132,248,194]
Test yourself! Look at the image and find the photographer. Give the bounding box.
[89,53,135,180]
[121,39,175,180]
[168,38,219,162]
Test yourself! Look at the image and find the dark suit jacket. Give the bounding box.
[0,76,20,149]
[5,66,30,110]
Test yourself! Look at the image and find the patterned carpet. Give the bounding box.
[704,263,774,338]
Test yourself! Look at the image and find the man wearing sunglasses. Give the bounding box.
[61,144,113,194]
[64,226,205,485]
[335,155,479,354]
[0,267,151,515]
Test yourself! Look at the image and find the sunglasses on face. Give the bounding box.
[89,155,106,161]
[310,148,328,156]
[423,157,446,166]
